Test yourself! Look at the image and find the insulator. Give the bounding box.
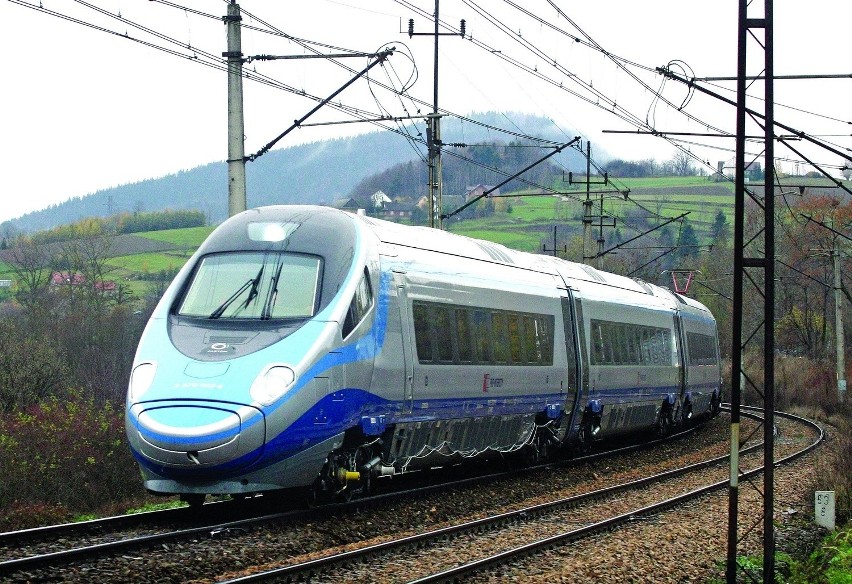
[408,18,414,37]
[460,19,466,37]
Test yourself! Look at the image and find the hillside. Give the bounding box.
[2,112,591,233]
[0,176,735,305]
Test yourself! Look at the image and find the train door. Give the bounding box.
[393,271,414,413]
[674,313,689,421]
[555,282,588,444]
[560,292,581,431]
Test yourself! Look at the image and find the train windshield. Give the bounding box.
[177,252,322,320]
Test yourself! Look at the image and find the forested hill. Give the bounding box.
[4,112,590,233]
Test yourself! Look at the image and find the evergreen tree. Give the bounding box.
[676,221,700,262]
[710,209,730,244]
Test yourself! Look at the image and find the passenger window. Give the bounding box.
[508,314,522,363]
[413,302,433,362]
[523,316,537,363]
[492,312,509,363]
[472,310,491,363]
[455,309,474,363]
[537,316,554,365]
[342,269,373,338]
[435,307,454,362]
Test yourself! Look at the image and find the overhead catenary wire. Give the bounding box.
[10,0,847,253]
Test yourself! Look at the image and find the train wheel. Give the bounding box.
[655,408,673,438]
[682,401,693,425]
[180,493,205,508]
[711,393,721,416]
[577,420,593,454]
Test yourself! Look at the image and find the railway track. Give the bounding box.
[215,407,822,583]
[0,418,716,581]
[2,408,819,583]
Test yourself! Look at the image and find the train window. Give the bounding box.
[342,269,373,338]
[455,309,474,363]
[435,308,454,362]
[535,315,555,365]
[655,329,673,364]
[492,313,510,363]
[472,310,491,363]
[615,324,628,365]
[639,329,651,364]
[409,301,553,366]
[626,328,638,363]
[687,332,718,365]
[178,252,321,320]
[591,321,605,364]
[508,314,523,363]
[413,302,434,362]
[590,319,672,367]
[522,316,537,363]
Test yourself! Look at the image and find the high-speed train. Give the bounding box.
[126,205,721,503]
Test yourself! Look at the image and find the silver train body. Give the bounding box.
[126,205,722,498]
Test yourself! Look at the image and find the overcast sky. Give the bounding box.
[2,0,850,223]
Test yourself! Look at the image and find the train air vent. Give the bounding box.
[580,265,607,283]
[476,242,514,264]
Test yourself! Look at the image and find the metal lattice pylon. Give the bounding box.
[727,1,777,583]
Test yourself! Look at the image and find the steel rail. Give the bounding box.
[0,418,712,577]
[0,502,211,547]
[215,412,780,583]
[410,407,823,583]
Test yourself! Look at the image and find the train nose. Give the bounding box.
[131,402,265,469]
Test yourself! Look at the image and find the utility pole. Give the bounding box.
[571,141,611,268]
[542,225,567,257]
[224,1,247,217]
[833,237,847,400]
[408,2,465,229]
[427,113,443,229]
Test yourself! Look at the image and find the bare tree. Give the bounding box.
[669,151,696,176]
[7,238,54,311]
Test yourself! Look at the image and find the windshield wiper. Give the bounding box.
[209,266,265,319]
[240,266,264,310]
[261,260,284,320]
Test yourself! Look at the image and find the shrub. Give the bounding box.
[789,526,852,584]
[813,407,852,526]
[0,392,144,528]
[0,501,71,531]
[0,318,68,412]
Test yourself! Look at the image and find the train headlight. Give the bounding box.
[250,366,296,406]
[129,362,157,401]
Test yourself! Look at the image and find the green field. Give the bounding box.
[446,177,735,254]
[136,226,214,247]
[106,250,194,274]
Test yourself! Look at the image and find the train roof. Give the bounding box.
[356,212,655,296]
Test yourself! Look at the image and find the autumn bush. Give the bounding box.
[0,392,144,530]
[721,353,850,524]
[727,352,846,414]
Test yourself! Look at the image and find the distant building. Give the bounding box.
[50,271,115,292]
[331,198,363,213]
[464,184,499,201]
[94,280,117,292]
[370,190,392,209]
[51,271,85,286]
[379,202,416,220]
